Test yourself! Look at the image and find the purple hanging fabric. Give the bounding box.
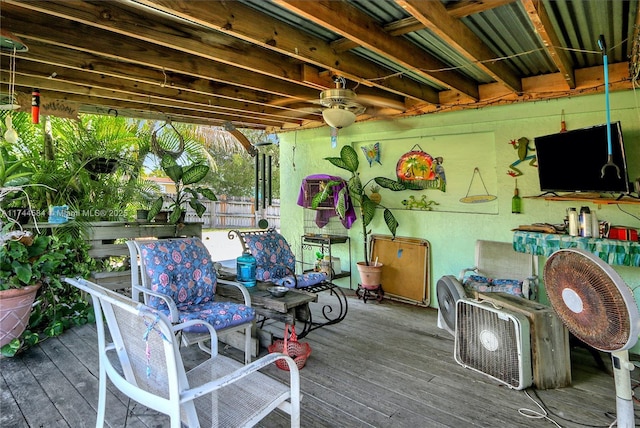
[297,174,356,229]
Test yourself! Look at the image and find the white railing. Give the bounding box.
[164,195,280,229]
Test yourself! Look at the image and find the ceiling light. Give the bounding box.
[322,106,356,129]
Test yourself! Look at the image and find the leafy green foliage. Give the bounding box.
[0,232,95,357]
[147,154,217,223]
[323,145,406,264]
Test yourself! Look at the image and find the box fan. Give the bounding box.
[454,299,532,390]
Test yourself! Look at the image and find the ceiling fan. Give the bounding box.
[275,76,406,129]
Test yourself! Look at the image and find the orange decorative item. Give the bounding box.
[268,324,312,371]
[31,88,40,124]
[395,145,445,191]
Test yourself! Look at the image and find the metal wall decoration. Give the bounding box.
[507,137,537,177]
[395,144,446,191]
[361,142,381,167]
[460,167,497,203]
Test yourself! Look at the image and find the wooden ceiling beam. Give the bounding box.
[521,0,576,89]
[0,73,291,128]
[334,0,517,51]
[136,0,436,104]
[273,0,479,100]
[3,0,322,91]
[3,39,299,109]
[395,0,522,94]
[1,85,277,129]
[0,51,314,123]
[0,2,321,100]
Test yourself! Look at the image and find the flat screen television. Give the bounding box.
[533,122,631,194]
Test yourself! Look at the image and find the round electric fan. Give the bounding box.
[544,249,640,427]
[436,275,466,336]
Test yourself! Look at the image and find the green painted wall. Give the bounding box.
[278,90,640,349]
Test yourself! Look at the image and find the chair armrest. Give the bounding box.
[182,352,300,401]
[173,319,218,356]
[458,267,478,282]
[133,285,180,323]
[217,278,252,306]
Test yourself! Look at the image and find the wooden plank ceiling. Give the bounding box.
[1,0,638,131]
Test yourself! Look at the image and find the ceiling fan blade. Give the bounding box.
[276,106,323,119]
[356,94,405,111]
[269,96,321,107]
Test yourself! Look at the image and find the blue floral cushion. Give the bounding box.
[243,232,296,282]
[463,274,523,297]
[176,301,256,333]
[273,272,328,289]
[139,238,255,332]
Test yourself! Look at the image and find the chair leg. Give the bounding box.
[244,323,252,364]
[96,364,107,427]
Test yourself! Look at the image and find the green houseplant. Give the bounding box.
[314,145,405,270]
[147,154,218,224]
[0,227,95,357]
[1,186,96,357]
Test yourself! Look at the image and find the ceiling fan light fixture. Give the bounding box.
[322,106,356,129]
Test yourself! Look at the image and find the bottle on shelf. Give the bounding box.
[567,208,579,236]
[512,179,522,214]
[579,206,592,237]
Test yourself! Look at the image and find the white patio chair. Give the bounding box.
[127,237,255,363]
[65,277,301,428]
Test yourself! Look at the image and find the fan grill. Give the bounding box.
[544,251,631,351]
[455,300,531,389]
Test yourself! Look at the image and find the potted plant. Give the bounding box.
[147,154,217,224]
[0,228,95,356]
[314,145,405,286]
[0,231,43,348]
[1,186,96,356]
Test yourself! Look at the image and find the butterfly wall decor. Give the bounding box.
[361,142,381,167]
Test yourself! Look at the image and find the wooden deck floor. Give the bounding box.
[1,289,636,427]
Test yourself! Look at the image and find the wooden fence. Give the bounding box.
[166,195,280,229]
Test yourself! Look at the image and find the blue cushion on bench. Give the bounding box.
[273,272,328,288]
[463,274,524,297]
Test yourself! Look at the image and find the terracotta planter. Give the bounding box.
[0,284,41,347]
[356,262,383,288]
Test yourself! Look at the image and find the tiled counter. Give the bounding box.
[513,230,640,268]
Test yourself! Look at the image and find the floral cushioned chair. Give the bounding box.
[229,229,348,338]
[127,237,255,363]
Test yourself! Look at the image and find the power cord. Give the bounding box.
[518,388,618,428]
[518,389,562,427]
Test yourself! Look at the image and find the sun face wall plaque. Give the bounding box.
[396,145,446,191]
